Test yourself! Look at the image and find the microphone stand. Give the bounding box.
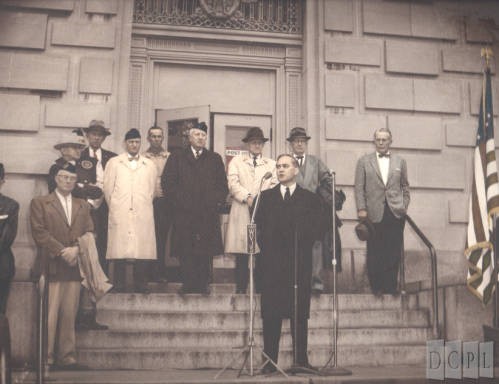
[215,175,288,379]
[320,171,351,376]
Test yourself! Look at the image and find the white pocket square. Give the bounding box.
[0,214,8,220]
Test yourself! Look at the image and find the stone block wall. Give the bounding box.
[0,0,133,281]
[316,0,499,341]
[319,0,499,255]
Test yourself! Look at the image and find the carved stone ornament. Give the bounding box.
[198,0,241,19]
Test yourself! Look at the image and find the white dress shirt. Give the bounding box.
[191,146,203,158]
[55,189,72,225]
[280,183,297,199]
[128,153,139,170]
[90,148,104,187]
[377,152,390,185]
[293,153,306,167]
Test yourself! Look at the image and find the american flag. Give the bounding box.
[465,66,499,305]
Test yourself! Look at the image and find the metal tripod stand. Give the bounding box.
[215,176,287,379]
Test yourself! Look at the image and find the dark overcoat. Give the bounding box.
[162,147,228,258]
[255,184,325,319]
[0,194,19,281]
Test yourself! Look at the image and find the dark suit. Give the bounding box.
[255,184,325,366]
[162,147,228,292]
[30,192,94,365]
[354,152,410,294]
[80,147,117,271]
[0,194,19,314]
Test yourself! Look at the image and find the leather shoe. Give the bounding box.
[76,319,108,331]
[261,363,276,374]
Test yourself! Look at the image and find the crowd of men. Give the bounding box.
[0,119,410,373]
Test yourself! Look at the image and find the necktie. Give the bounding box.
[253,155,258,167]
[195,150,200,159]
[378,153,390,158]
[297,155,303,166]
[64,196,71,225]
[128,156,139,161]
[284,187,290,201]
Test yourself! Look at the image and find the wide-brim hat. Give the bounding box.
[242,127,269,143]
[286,127,311,142]
[83,120,111,136]
[355,218,375,242]
[54,131,87,150]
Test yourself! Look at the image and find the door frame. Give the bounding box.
[129,34,303,158]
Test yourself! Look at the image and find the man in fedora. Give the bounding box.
[162,122,228,294]
[31,163,93,370]
[287,127,340,294]
[354,127,410,296]
[80,120,117,273]
[224,127,277,293]
[48,130,109,330]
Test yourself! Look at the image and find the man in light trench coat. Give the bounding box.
[103,128,157,293]
[224,127,277,293]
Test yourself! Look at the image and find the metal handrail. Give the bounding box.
[404,215,440,339]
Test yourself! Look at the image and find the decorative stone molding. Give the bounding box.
[133,0,303,34]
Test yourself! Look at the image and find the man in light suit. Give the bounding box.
[31,163,94,370]
[288,127,337,294]
[354,128,410,295]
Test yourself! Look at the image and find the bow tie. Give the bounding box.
[128,156,139,161]
[378,153,390,158]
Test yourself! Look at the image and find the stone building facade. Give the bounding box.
[1,0,499,362]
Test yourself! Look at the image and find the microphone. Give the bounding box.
[251,172,273,223]
[262,171,272,180]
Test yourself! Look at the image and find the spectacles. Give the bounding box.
[57,175,77,182]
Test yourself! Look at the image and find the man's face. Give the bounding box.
[290,138,308,156]
[374,131,392,154]
[189,128,207,150]
[55,170,77,195]
[148,128,164,150]
[86,131,106,150]
[60,145,82,161]
[126,139,141,156]
[248,139,264,156]
[276,155,299,184]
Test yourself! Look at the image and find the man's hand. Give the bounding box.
[60,246,79,267]
[247,196,254,207]
[357,209,368,219]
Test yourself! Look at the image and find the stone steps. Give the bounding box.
[95,308,429,330]
[76,327,430,348]
[78,292,431,369]
[97,292,420,312]
[77,344,427,369]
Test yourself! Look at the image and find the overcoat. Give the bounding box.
[0,194,19,281]
[162,147,228,258]
[30,193,94,281]
[103,153,157,260]
[255,184,325,319]
[224,154,277,254]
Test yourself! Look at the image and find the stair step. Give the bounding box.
[95,308,429,330]
[77,344,427,369]
[97,293,419,312]
[76,327,430,348]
